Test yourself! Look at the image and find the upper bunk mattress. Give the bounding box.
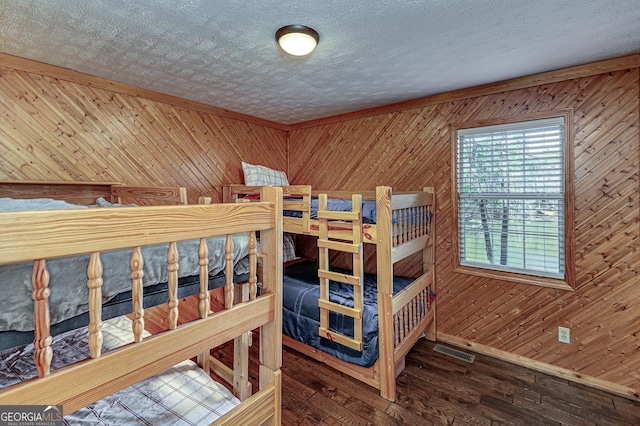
[0,197,251,332]
[284,197,378,223]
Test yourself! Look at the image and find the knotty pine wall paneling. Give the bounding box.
[1,51,638,401]
[288,58,639,400]
[0,56,287,204]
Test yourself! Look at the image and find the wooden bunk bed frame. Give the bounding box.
[0,181,284,424]
[0,179,189,205]
[225,184,436,401]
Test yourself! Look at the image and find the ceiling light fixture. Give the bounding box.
[276,25,319,56]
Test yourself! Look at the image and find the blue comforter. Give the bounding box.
[284,198,378,223]
[282,260,413,367]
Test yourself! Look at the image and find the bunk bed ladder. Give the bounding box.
[317,193,364,351]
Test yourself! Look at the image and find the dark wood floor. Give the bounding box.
[274,339,640,426]
[146,295,640,425]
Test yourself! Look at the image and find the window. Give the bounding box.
[454,115,572,286]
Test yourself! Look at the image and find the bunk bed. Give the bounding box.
[0,181,252,350]
[0,182,284,424]
[225,183,436,401]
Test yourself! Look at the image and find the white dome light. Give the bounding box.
[276,25,319,57]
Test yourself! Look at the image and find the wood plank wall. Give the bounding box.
[288,59,639,400]
[0,51,637,401]
[0,55,287,204]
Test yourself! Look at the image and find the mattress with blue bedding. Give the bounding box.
[0,197,251,350]
[284,197,378,223]
[282,259,413,367]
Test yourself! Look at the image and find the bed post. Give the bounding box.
[423,186,437,341]
[258,186,283,424]
[222,185,233,203]
[376,186,396,401]
[32,259,53,377]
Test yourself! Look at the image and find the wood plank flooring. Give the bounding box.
[280,340,640,425]
[145,294,640,425]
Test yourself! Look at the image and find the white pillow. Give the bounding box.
[242,161,289,186]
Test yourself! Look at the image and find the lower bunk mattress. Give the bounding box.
[0,315,239,425]
[282,259,413,368]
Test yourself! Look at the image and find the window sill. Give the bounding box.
[454,265,574,291]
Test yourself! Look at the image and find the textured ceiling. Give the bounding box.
[0,1,638,124]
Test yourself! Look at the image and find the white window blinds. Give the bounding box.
[457,117,565,279]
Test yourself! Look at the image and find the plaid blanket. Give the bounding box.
[0,316,239,425]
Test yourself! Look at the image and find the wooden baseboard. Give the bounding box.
[437,333,640,402]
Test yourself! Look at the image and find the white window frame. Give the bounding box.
[452,112,575,290]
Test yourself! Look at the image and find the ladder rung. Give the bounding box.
[319,221,352,232]
[283,200,309,211]
[318,269,361,286]
[317,239,360,253]
[318,210,360,221]
[319,327,362,351]
[319,299,362,319]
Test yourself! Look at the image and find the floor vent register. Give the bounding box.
[433,344,475,363]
